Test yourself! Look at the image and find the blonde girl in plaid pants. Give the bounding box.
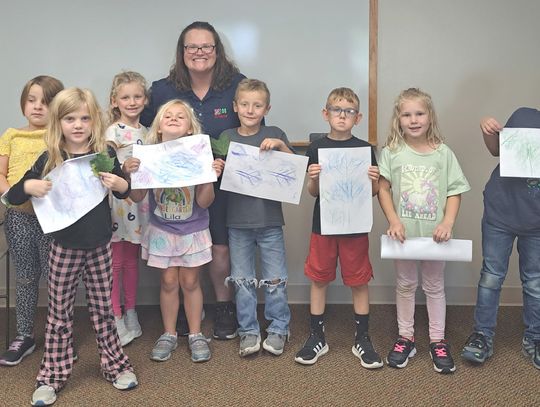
[7,88,138,406]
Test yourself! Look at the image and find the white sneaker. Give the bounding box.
[116,317,135,347]
[124,309,142,338]
[113,371,138,390]
[31,385,56,406]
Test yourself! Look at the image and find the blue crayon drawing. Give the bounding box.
[220,141,307,204]
[131,134,216,189]
[319,147,373,234]
[235,167,263,186]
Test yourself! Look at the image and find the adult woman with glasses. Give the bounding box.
[141,21,244,341]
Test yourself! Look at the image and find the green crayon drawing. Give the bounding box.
[501,128,540,177]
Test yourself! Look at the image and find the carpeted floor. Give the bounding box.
[0,304,537,407]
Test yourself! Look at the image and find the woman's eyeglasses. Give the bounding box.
[183,44,216,54]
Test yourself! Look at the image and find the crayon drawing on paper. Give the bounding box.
[319,147,372,234]
[131,134,216,189]
[220,142,308,204]
[500,128,540,178]
[31,154,108,234]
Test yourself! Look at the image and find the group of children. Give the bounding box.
[0,71,538,406]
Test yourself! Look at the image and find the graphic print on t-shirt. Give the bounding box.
[399,164,439,221]
[526,178,540,198]
[153,187,193,221]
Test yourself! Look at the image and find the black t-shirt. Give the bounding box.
[305,135,377,236]
[7,147,129,249]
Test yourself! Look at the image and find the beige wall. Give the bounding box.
[1,0,539,306]
[284,0,540,305]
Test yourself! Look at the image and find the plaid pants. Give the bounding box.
[36,241,133,390]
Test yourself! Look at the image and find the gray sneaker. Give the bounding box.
[461,331,493,363]
[124,309,142,339]
[239,334,261,357]
[522,336,535,358]
[263,333,286,356]
[151,333,178,361]
[188,333,211,362]
[522,337,540,369]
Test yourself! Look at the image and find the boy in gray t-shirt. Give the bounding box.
[221,79,292,357]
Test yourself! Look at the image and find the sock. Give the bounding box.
[310,314,325,338]
[354,313,369,337]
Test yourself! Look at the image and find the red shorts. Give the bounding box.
[304,233,373,287]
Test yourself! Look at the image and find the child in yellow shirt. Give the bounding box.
[0,75,64,366]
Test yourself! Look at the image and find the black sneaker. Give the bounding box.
[176,305,189,337]
[429,341,456,374]
[0,336,36,366]
[461,331,493,363]
[352,333,383,369]
[294,333,329,365]
[213,302,238,340]
[386,336,416,368]
[177,307,206,337]
[177,319,190,337]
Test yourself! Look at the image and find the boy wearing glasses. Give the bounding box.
[295,87,382,368]
[222,78,292,357]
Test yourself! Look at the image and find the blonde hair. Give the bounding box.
[106,71,148,125]
[146,99,202,144]
[43,87,106,175]
[326,87,360,109]
[234,78,270,105]
[385,87,443,151]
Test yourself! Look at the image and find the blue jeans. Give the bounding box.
[474,218,540,340]
[226,227,290,337]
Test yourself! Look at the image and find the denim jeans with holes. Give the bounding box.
[226,227,290,337]
[474,218,540,341]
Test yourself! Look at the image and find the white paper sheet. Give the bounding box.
[131,134,217,189]
[220,142,308,204]
[380,235,473,262]
[31,154,108,234]
[319,147,372,235]
[500,127,540,178]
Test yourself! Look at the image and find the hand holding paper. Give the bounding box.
[131,134,217,189]
[24,179,52,198]
[31,154,108,234]
[380,235,472,262]
[220,142,307,204]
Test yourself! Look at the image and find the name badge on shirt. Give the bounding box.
[214,107,228,119]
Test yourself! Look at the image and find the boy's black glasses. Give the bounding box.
[184,45,216,54]
[326,106,359,118]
